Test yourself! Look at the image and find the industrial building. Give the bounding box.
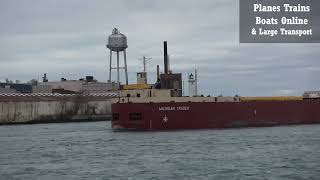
[33,76,119,94]
[0,83,32,93]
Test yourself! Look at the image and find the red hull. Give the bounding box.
[111,100,320,130]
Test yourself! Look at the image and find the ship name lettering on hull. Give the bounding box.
[159,106,190,111]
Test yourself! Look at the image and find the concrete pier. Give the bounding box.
[0,93,116,124]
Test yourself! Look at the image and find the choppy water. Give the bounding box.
[0,122,320,180]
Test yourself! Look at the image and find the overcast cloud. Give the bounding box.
[0,0,319,96]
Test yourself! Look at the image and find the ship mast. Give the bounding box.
[139,56,152,72]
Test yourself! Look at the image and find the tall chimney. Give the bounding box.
[164,41,168,74]
[156,65,160,81]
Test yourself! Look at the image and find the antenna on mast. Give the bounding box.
[139,56,152,72]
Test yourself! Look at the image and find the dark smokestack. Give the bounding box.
[164,41,168,74]
[157,65,160,81]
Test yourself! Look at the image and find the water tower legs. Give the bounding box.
[117,52,120,84]
[108,50,128,85]
[124,50,128,85]
[109,50,112,82]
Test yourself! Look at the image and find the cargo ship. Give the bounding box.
[111,41,320,130]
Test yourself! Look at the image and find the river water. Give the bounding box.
[0,122,319,180]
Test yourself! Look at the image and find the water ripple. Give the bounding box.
[0,122,320,179]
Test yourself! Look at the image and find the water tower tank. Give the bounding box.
[107,28,128,52]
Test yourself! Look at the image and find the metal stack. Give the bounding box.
[159,41,182,97]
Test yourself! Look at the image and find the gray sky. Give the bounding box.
[0,0,319,96]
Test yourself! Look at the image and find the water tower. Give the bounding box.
[106,28,128,85]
